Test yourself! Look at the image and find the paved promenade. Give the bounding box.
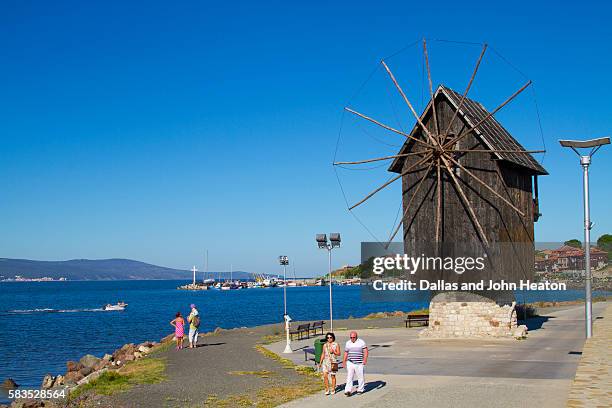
[266,303,608,408]
[567,303,611,407]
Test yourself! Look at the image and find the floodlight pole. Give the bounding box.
[328,247,333,332]
[279,256,292,353]
[316,234,340,332]
[283,262,288,316]
[559,136,610,339]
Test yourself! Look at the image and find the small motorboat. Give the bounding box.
[104,302,127,311]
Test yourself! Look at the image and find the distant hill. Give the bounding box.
[0,258,254,281]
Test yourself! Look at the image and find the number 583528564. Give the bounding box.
[8,389,66,399]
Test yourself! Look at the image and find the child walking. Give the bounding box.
[170,312,185,350]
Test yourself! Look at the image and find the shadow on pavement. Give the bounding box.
[195,342,226,347]
[520,316,552,331]
[339,380,387,394]
[363,380,386,392]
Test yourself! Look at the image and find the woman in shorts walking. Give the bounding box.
[319,332,340,395]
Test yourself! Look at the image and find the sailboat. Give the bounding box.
[221,264,233,290]
[287,265,298,286]
[202,250,215,286]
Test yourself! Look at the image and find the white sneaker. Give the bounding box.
[325,391,330,395]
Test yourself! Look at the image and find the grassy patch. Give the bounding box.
[70,357,166,400]
[254,345,294,369]
[204,393,254,407]
[205,345,324,407]
[363,312,387,320]
[228,370,274,378]
[153,339,174,354]
[70,371,131,398]
[364,309,429,319]
[206,372,322,408]
[293,365,319,378]
[119,357,166,383]
[259,334,283,345]
[253,379,322,408]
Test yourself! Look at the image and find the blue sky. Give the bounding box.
[1,1,610,276]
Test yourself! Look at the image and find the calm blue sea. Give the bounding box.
[0,280,607,403]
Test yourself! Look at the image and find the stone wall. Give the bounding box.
[420,294,519,338]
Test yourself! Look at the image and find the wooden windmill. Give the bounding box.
[335,40,547,284]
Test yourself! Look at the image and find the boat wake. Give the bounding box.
[2,307,106,315]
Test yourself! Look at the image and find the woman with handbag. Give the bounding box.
[319,332,341,395]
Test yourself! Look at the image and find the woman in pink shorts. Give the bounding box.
[170,312,185,350]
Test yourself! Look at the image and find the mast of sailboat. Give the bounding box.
[203,249,209,283]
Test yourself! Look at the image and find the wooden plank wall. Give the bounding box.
[399,95,535,284]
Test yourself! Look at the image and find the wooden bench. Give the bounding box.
[309,320,325,336]
[303,347,315,362]
[405,314,429,328]
[290,323,311,340]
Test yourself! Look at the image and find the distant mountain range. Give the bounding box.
[0,258,255,281]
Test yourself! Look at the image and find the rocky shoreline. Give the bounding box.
[1,337,164,408]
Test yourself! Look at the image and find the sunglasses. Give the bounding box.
[326,336,333,339]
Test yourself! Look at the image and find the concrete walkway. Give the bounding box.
[567,303,611,407]
[265,303,608,408]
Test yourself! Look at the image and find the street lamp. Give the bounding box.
[316,233,341,331]
[279,255,292,353]
[559,136,610,338]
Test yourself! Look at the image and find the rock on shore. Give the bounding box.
[1,378,19,389]
[40,340,159,393]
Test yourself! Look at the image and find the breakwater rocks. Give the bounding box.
[43,341,157,390]
[3,340,160,408]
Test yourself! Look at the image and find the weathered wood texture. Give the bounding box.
[395,91,542,285]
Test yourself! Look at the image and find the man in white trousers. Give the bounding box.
[343,331,368,396]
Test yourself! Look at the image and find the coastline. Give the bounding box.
[4,298,609,407]
[2,312,412,408]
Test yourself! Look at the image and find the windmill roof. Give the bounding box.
[388,85,548,175]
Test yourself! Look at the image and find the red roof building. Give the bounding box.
[535,245,608,272]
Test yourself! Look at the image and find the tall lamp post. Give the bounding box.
[559,136,610,338]
[279,255,292,353]
[316,233,341,331]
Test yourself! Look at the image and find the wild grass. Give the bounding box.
[69,357,166,400]
[364,309,429,319]
[203,393,254,407]
[254,345,295,369]
[253,379,323,408]
[407,308,429,315]
[204,374,322,408]
[228,370,274,378]
[210,345,323,407]
[259,334,283,345]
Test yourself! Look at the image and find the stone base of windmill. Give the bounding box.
[419,292,527,339]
